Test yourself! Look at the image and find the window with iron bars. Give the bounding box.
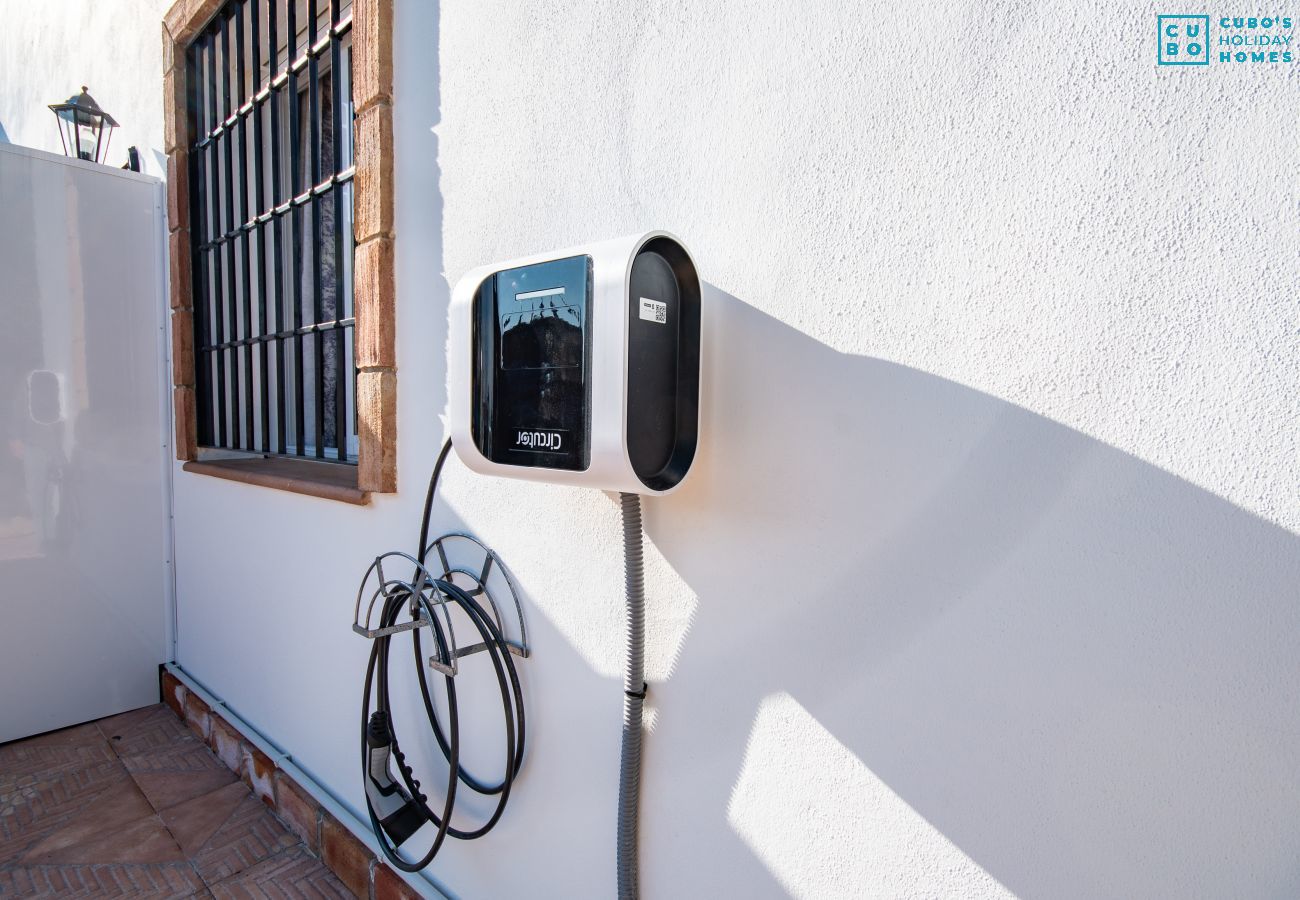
[186,0,356,463]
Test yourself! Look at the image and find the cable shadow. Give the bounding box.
[640,284,1300,899]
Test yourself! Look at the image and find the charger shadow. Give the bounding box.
[642,284,1300,898]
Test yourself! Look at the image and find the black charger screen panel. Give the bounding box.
[471,255,592,471]
[626,238,700,491]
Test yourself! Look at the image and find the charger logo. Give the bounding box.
[513,429,563,452]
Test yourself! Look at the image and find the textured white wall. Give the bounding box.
[169,1,1300,898]
[429,1,1300,897]
[0,0,172,175]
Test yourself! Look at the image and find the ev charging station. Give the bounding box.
[356,231,701,898]
[449,230,701,494]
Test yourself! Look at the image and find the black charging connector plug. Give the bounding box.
[364,712,426,847]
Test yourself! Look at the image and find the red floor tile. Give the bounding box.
[19,777,157,862]
[136,765,241,813]
[162,782,250,859]
[101,704,197,756]
[207,846,352,899]
[120,740,233,776]
[25,814,185,865]
[0,705,342,897]
[0,757,135,864]
[93,704,169,743]
[0,861,207,897]
[0,723,119,796]
[2,722,106,751]
[188,791,300,884]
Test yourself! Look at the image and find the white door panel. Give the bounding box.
[0,144,170,742]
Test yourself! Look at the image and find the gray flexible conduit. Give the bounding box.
[617,492,646,899]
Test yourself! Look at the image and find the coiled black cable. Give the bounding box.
[360,439,526,872]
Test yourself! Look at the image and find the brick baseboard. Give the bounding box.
[161,669,420,900]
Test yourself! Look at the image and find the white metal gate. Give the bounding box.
[0,143,171,742]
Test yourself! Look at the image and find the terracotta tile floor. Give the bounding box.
[0,704,351,898]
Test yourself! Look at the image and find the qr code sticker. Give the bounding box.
[640,298,667,325]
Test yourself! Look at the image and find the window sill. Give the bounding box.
[182,456,369,505]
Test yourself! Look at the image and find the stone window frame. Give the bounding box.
[162,0,395,502]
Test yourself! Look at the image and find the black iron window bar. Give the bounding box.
[352,535,531,677]
[186,0,356,462]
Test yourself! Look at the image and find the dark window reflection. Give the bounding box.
[501,303,583,371]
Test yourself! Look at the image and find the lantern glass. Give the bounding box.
[77,121,102,161]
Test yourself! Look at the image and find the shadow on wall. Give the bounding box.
[644,285,1300,899]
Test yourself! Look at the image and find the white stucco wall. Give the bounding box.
[424,3,1300,895]
[0,0,171,175]
[7,0,1297,897]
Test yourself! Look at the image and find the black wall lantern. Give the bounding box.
[49,86,119,164]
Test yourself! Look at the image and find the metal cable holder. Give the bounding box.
[352,534,530,676]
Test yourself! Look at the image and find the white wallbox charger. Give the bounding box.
[449,231,701,495]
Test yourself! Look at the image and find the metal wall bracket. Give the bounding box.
[352,534,529,677]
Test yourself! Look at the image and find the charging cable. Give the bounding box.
[359,440,526,872]
[358,440,650,895]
